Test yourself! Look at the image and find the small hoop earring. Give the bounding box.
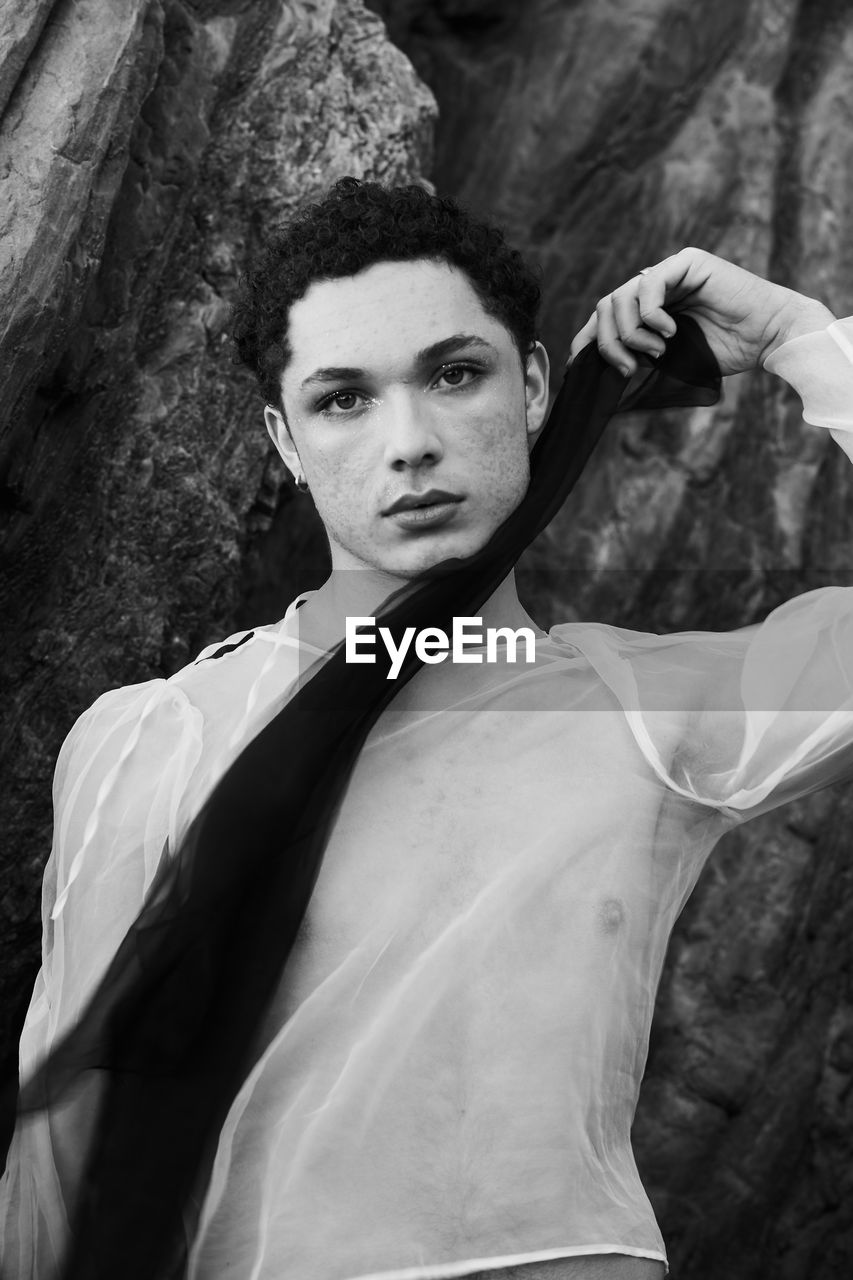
[295,473,309,493]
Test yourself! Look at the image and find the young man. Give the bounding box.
[3,179,853,1280]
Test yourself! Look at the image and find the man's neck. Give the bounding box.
[290,567,545,653]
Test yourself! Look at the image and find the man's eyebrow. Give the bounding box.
[414,333,498,364]
[299,365,366,389]
[298,334,498,390]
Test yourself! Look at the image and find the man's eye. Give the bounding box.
[436,364,479,389]
[318,390,363,414]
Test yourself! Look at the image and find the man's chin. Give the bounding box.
[381,536,492,580]
[330,524,496,580]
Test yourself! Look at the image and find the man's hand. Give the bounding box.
[569,247,835,377]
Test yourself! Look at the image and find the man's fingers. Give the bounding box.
[611,287,667,358]
[567,265,679,371]
[595,295,636,376]
[637,273,677,337]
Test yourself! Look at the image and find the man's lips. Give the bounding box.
[382,489,463,516]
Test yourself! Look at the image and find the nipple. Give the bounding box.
[597,897,625,934]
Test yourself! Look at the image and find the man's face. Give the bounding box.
[265,258,550,578]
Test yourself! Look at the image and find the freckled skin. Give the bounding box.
[264,259,550,579]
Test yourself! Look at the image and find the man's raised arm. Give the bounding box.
[563,249,853,823]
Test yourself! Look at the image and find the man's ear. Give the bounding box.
[524,341,551,445]
[264,405,302,480]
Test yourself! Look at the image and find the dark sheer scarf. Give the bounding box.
[12,318,720,1279]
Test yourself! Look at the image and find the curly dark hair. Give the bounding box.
[232,177,541,410]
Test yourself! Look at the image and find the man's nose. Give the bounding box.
[381,390,444,469]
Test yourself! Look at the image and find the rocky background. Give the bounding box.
[2,0,853,1276]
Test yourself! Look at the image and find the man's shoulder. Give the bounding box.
[546,616,748,725]
[69,624,284,750]
[51,620,301,864]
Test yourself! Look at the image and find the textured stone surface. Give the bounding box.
[367,1,853,1276]
[0,0,163,451]
[0,0,434,1105]
[0,0,54,118]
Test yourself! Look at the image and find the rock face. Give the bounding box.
[0,0,434,1112]
[369,2,853,1276]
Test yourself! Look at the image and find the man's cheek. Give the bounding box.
[479,410,527,452]
[476,432,529,491]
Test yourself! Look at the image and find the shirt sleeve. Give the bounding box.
[580,588,853,822]
[0,679,203,1279]
[764,314,853,455]
[574,316,853,824]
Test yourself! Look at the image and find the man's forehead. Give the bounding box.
[284,258,509,376]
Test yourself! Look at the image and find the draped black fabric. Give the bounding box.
[14,317,721,1280]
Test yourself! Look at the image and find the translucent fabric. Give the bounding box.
[3,317,853,1280]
